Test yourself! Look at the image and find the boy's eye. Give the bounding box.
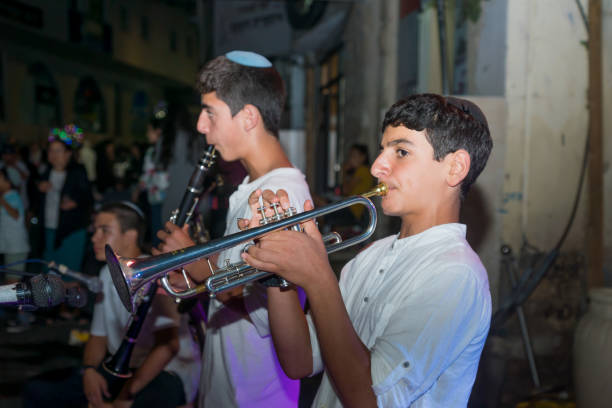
[396,148,408,157]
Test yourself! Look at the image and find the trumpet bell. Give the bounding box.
[106,245,138,313]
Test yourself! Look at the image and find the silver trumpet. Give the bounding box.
[106,183,387,313]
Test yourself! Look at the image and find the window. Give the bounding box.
[22,63,61,126]
[74,77,106,133]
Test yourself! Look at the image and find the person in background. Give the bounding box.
[341,144,375,199]
[138,105,171,245]
[36,125,93,272]
[0,166,30,273]
[158,103,205,224]
[0,166,31,330]
[23,201,200,408]
[335,144,376,230]
[21,142,48,261]
[27,141,48,176]
[79,139,97,184]
[94,140,117,200]
[1,143,30,211]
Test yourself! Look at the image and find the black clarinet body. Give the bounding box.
[100,282,157,398]
[98,145,216,400]
[171,145,216,227]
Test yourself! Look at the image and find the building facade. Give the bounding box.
[0,0,200,145]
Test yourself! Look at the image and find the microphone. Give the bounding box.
[0,274,65,308]
[48,262,102,293]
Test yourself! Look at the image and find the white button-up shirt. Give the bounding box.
[308,223,491,407]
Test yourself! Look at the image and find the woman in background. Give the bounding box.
[37,125,93,272]
[138,102,202,245]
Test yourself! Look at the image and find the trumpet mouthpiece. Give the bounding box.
[362,183,388,198]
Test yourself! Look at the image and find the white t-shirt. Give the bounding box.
[44,170,66,229]
[90,265,201,403]
[199,167,312,408]
[0,190,30,254]
[309,223,492,408]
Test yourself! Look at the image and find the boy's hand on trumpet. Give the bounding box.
[156,222,194,253]
[237,188,292,231]
[154,221,217,287]
[240,190,334,293]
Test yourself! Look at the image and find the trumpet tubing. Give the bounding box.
[107,183,387,313]
[200,231,342,295]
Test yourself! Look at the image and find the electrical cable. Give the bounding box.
[492,85,591,331]
[0,268,37,277]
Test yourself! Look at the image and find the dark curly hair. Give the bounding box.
[382,94,493,198]
[196,55,285,137]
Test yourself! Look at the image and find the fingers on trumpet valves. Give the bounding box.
[257,202,297,225]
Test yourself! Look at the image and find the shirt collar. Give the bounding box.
[391,223,466,250]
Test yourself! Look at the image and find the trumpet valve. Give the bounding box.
[258,201,285,225]
[257,205,269,225]
[284,207,298,218]
[271,202,283,221]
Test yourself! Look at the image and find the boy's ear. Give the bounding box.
[446,149,471,187]
[240,104,260,132]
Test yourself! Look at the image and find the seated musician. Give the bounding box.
[23,201,200,408]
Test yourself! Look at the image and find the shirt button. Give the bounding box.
[378,269,384,274]
[403,361,410,368]
[364,297,369,302]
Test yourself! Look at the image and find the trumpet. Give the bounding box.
[107,183,387,313]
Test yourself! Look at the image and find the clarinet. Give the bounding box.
[98,145,216,400]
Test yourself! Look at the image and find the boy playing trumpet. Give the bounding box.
[242,94,493,407]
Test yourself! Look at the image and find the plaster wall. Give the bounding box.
[466,0,507,96]
[502,0,592,255]
[460,96,506,309]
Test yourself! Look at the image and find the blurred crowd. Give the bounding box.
[0,102,246,332]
